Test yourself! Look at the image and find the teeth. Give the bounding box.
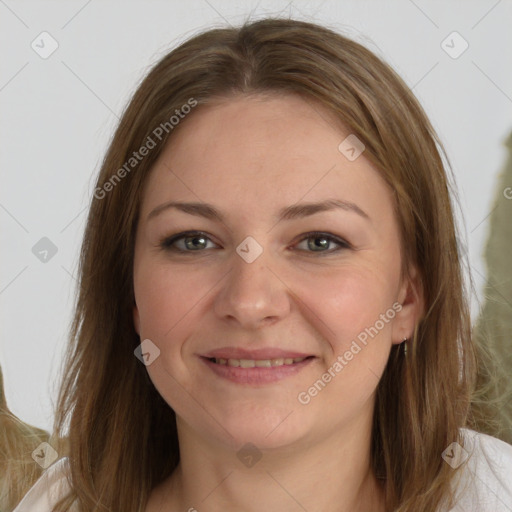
[215,356,307,367]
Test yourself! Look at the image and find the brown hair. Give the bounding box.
[48,17,484,511]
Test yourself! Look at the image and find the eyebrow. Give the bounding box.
[147,198,370,223]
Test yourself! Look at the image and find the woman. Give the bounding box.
[12,17,512,512]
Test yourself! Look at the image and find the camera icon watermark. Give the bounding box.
[441,31,469,59]
[236,236,263,263]
[31,31,59,59]
[237,442,262,468]
[338,134,365,161]
[134,338,161,366]
[441,441,469,469]
[32,442,59,469]
[32,237,58,263]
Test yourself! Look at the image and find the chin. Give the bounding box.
[203,404,310,452]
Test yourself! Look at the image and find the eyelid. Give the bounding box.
[159,230,351,254]
[160,230,219,251]
[291,231,351,253]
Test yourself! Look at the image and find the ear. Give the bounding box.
[391,265,424,345]
[133,303,140,336]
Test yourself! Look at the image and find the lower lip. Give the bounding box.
[200,356,315,385]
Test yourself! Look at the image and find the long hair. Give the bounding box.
[0,365,68,511]
[49,17,485,511]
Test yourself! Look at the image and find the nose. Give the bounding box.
[213,242,291,329]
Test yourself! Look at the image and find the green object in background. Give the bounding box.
[472,130,512,444]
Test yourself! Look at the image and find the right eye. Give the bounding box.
[159,231,219,253]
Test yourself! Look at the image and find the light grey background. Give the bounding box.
[1,0,511,433]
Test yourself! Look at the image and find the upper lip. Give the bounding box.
[202,347,313,360]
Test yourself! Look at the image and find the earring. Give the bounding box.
[403,337,408,356]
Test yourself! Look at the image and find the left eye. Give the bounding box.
[293,232,349,253]
[159,231,349,254]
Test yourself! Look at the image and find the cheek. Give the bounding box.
[299,266,395,345]
[314,270,396,398]
[134,260,206,341]
[295,276,392,417]
[134,262,206,405]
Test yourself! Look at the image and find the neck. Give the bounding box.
[150,411,386,512]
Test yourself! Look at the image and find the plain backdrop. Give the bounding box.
[1,0,511,433]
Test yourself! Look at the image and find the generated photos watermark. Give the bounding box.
[94,98,198,200]
[297,302,403,405]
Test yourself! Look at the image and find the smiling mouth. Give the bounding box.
[206,356,314,367]
[201,355,316,385]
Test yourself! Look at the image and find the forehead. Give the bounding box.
[164,93,348,165]
[140,94,391,220]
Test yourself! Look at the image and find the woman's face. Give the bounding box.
[133,94,421,451]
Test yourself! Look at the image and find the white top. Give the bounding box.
[12,429,512,512]
[12,456,75,512]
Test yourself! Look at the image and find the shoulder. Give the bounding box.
[12,457,74,512]
[448,428,512,511]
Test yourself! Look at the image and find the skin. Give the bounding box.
[133,93,423,512]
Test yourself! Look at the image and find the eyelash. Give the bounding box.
[159,230,350,255]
